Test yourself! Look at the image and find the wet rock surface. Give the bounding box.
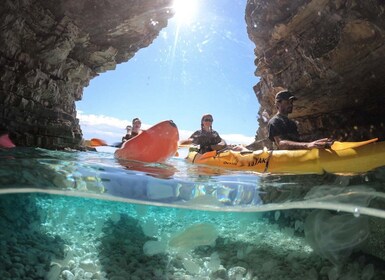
[0,0,173,148]
[245,0,385,146]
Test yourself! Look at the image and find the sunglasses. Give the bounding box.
[203,118,213,122]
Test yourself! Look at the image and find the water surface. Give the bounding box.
[1,147,385,279]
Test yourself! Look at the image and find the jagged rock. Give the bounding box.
[245,0,385,145]
[0,0,173,149]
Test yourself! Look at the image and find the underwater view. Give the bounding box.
[1,147,385,280]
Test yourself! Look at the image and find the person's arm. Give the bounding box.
[211,138,227,151]
[210,131,227,151]
[180,131,200,146]
[122,135,128,142]
[274,136,332,150]
[179,138,193,145]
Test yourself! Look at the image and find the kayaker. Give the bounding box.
[0,126,16,148]
[268,90,332,150]
[122,118,143,142]
[179,114,227,154]
[121,125,132,142]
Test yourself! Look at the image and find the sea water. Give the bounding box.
[1,147,385,280]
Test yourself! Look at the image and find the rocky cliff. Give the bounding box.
[0,0,173,148]
[245,0,385,148]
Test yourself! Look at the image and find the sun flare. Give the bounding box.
[172,0,198,25]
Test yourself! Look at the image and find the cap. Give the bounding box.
[275,90,297,101]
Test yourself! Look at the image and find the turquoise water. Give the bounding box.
[1,147,385,279]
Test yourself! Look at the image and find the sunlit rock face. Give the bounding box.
[245,0,385,145]
[0,0,173,148]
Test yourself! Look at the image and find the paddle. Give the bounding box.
[196,138,379,160]
[84,138,121,147]
[330,138,378,151]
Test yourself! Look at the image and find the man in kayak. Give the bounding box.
[121,124,132,142]
[179,113,227,154]
[268,90,332,150]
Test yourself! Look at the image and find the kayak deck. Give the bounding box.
[187,141,385,174]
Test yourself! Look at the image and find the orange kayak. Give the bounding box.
[114,120,179,163]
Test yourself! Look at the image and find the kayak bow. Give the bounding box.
[115,120,179,163]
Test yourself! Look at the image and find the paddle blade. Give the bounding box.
[198,150,217,160]
[331,138,378,151]
[89,138,107,147]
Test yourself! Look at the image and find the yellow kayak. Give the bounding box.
[186,139,385,174]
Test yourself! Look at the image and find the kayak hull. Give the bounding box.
[115,120,179,163]
[187,141,385,174]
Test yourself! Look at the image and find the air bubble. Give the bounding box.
[353,207,360,217]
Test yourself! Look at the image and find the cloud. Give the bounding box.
[78,111,130,144]
[78,112,254,145]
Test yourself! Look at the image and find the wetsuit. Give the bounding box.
[189,129,222,154]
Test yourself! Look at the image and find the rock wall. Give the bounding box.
[1,0,385,149]
[0,0,173,149]
[245,0,385,147]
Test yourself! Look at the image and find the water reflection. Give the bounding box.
[1,148,385,217]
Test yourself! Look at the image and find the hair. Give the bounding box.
[200,114,213,131]
[132,118,141,125]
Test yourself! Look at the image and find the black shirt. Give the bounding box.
[267,114,300,143]
[190,129,222,153]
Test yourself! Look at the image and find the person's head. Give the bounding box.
[201,114,213,130]
[132,118,141,132]
[125,125,132,132]
[275,90,297,115]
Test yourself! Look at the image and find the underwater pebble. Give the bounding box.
[84,271,93,278]
[306,267,318,280]
[361,263,374,280]
[228,266,247,280]
[211,265,227,279]
[62,270,75,280]
[109,276,126,280]
[79,259,97,272]
[328,266,340,280]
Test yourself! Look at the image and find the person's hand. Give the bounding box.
[230,144,249,152]
[307,138,333,149]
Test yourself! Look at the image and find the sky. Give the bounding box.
[77,0,260,145]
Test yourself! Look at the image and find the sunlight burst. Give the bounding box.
[172,0,198,25]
